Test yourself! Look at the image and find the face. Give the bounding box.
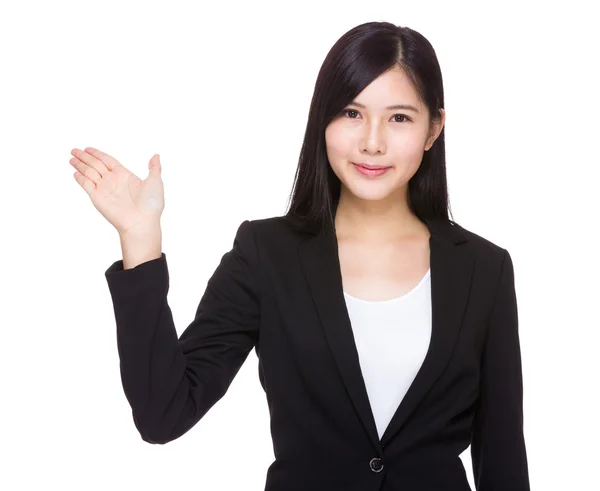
[325,65,445,206]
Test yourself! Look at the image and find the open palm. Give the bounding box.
[70,147,165,236]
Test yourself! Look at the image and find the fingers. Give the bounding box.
[77,147,114,172]
[84,147,121,171]
[73,170,96,196]
[68,148,105,184]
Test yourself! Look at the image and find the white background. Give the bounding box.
[1,0,598,489]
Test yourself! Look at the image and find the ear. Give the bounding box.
[424,108,446,151]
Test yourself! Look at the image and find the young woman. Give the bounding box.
[70,21,530,491]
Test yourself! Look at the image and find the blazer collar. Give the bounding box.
[296,215,474,453]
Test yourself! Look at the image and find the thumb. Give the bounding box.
[148,154,162,176]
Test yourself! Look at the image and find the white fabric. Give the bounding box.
[343,268,432,439]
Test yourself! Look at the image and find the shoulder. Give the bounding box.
[450,221,513,280]
[246,215,313,243]
[452,221,506,254]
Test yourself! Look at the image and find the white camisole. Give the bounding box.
[342,268,432,439]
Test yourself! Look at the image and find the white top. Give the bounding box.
[342,269,432,439]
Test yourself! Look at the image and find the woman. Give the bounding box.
[70,21,530,491]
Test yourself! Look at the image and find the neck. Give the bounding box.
[334,188,428,243]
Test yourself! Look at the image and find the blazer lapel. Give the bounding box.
[297,216,474,453]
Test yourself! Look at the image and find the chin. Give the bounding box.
[342,181,397,202]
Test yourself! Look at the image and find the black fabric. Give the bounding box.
[104,216,530,491]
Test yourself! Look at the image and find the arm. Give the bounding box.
[104,220,261,444]
[470,249,530,490]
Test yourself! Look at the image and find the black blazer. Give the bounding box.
[104,215,530,491]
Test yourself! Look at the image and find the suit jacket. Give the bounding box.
[104,215,530,491]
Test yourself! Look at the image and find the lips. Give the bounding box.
[352,162,391,170]
[352,163,391,177]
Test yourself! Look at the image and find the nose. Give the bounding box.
[360,122,386,155]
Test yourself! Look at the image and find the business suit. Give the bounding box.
[104,214,530,491]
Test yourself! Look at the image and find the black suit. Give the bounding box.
[104,215,530,490]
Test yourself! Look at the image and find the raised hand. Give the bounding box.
[70,147,165,236]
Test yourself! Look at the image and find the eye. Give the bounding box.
[392,114,412,123]
[341,108,412,123]
[342,109,361,119]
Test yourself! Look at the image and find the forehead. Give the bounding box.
[353,66,422,110]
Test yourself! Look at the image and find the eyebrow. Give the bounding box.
[348,101,420,113]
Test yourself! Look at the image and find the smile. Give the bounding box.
[352,162,391,177]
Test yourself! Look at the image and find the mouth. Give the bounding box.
[352,162,391,170]
[351,162,392,177]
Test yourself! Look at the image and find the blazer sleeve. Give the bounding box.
[470,249,530,490]
[104,219,261,444]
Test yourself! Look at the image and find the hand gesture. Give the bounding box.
[70,147,165,236]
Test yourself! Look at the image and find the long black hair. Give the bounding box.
[285,21,455,233]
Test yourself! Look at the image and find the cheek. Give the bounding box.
[390,141,424,162]
[325,126,351,160]
[388,132,428,164]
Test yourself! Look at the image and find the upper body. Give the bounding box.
[104,214,530,491]
[99,23,530,490]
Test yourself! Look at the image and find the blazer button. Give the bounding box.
[369,457,384,473]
